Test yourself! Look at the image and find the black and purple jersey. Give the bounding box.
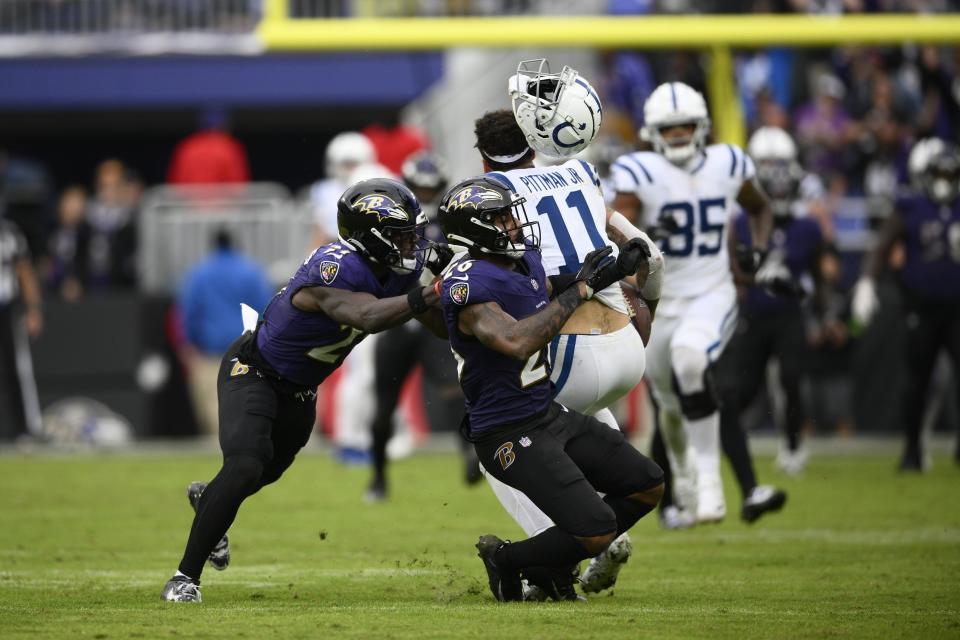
[735,213,823,314]
[441,251,553,438]
[255,242,420,388]
[897,194,960,301]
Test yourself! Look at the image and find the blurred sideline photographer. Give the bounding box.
[0,214,43,441]
[178,229,274,436]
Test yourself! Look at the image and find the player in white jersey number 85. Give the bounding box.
[610,82,775,527]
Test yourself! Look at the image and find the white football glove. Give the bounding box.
[851,277,879,327]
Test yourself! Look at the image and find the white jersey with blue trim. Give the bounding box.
[611,143,755,302]
[488,159,628,315]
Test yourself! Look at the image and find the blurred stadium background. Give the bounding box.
[0,0,958,460]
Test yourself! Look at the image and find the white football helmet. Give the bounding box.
[748,127,803,216]
[747,126,797,162]
[907,137,947,187]
[325,132,376,183]
[641,82,711,166]
[509,59,603,159]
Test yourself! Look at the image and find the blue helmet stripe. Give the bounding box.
[575,78,603,115]
[670,82,678,110]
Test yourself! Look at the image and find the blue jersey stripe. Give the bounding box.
[726,144,737,177]
[552,335,578,395]
[613,161,640,187]
[549,335,561,372]
[486,171,515,191]
[625,155,654,184]
[578,160,599,187]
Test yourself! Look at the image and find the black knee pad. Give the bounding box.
[672,367,720,420]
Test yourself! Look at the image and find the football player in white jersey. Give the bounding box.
[467,60,664,598]
[610,82,774,525]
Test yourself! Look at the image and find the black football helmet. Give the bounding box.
[337,178,427,273]
[438,176,539,259]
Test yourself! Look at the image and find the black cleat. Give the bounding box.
[741,485,787,524]
[186,481,231,571]
[898,451,929,473]
[522,564,585,602]
[476,535,523,602]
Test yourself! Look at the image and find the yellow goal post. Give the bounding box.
[257,3,960,147]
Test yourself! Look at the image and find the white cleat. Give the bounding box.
[696,483,726,524]
[776,446,809,477]
[580,533,633,594]
[659,505,697,530]
[161,576,202,603]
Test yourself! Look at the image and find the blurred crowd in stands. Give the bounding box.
[1,1,958,444]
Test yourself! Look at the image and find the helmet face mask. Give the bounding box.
[756,159,802,217]
[926,150,960,205]
[337,179,428,274]
[439,177,540,260]
[509,58,603,159]
[641,82,711,166]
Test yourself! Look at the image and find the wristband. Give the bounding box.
[407,287,429,315]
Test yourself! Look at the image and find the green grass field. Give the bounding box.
[1,449,958,639]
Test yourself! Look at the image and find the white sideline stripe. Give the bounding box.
[0,567,450,589]
[652,527,960,546]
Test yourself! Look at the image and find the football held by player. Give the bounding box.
[465,60,664,596]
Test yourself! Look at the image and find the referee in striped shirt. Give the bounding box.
[0,216,43,441]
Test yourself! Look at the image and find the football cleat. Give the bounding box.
[476,535,523,602]
[187,481,231,571]
[580,533,632,594]
[741,485,787,524]
[659,505,697,531]
[364,478,387,503]
[161,575,202,603]
[696,484,726,524]
[521,564,585,602]
[897,451,930,473]
[776,445,809,477]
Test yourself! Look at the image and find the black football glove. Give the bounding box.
[649,210,683,242]
[754,255,805,298]
[571,246,616,299]
[735,245,766,275]
[423,243,455,276]
[615,238,652,276]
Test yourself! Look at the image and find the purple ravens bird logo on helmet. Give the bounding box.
[447,186,504,211]
[355,194,410,223]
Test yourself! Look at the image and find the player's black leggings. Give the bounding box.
[369,324,465,490]
[900,294,960,461]
[179,335,315,580]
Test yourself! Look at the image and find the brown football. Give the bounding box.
[620,282,651,346]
